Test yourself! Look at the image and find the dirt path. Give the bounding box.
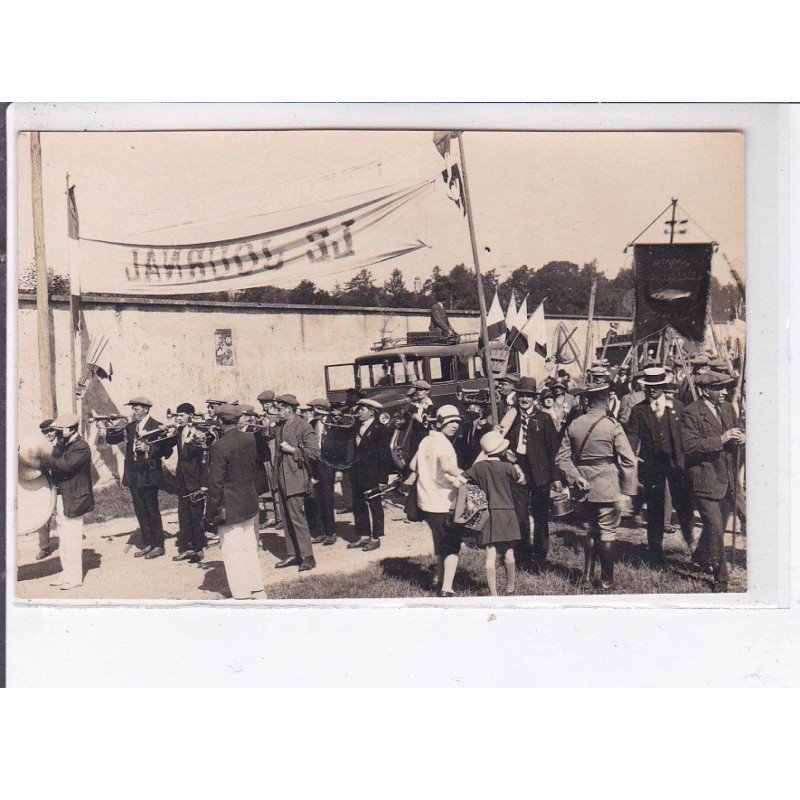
[15,503,745,601]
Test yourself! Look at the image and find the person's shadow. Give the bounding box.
[196,557,230,597]
[17,547,102,583]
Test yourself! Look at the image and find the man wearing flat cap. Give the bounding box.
[273,394,321,570]
[681,371,744,592]
[253,389,280,529]
[203,404,265,599]
[406,379,435,463]
[106,396,174,559]
[48,413,94,590]
[347,398,392,551]
[496,372,520,419]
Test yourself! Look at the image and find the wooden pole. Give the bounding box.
[31,132,56,418]
[581,273,598,378]
[456,131,499,424]
[66,174,79,414]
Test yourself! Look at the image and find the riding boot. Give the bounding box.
[581,536,597,586]
[599,541,615,590]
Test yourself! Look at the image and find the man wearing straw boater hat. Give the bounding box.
[681,370,744,592]
[203,404,265,599]
[106,396,174,560]
[625,366,695,561]
[47,412,95,590]
[556,379,638,591]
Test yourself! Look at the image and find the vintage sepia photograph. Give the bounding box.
[13,127,746,602]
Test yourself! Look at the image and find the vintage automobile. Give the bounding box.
[325,332,516,467]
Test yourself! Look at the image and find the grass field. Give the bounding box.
[266,521,747,599]
[78,482,746,599]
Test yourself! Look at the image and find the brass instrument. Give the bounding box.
[138,423,178,446]
[240,410,279,434]
[88,413,127,425]
[317,408,357,430]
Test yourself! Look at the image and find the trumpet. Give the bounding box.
[138,423,178,445]
[88,413,127,425]
[240,410,279,433]
[318,408,357,429]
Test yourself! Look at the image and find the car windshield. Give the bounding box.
[358,357,424,389]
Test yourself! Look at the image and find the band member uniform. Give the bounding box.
[106,396,174,560]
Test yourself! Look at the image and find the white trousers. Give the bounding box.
[54,495,84,586]
[219,514,264,599]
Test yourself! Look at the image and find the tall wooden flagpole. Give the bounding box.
[31,132,56,418]
[455,131,499,424]
[66,174,78,414]
[582,272,598,378]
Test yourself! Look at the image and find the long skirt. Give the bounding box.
[219,514,264,599]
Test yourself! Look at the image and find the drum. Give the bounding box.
[17,473,57,535]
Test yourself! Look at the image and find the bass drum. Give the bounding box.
[17,473,57,535]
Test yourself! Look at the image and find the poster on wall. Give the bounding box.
[214,328,235,366]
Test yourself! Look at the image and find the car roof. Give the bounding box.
[355,342,480,365]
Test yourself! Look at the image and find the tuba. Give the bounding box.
[17,431,56,535]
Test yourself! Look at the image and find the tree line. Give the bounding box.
[18,259,742,320]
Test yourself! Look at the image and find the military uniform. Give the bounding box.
[556,403,638,587]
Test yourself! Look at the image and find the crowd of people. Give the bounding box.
[29,348,744,599]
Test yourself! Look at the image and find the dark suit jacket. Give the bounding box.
[350,420,391,488]
[50,435,95,517]
[681,399,739,500]
[163,426,206,494]
[505,409,559,488]
[274,415,321,498]
[625,400,686,470]
[204,427,259,526]
[106,417,174,489]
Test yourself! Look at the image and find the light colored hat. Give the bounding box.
[436,404,462,425]
[126,396,153,407]
[412,379,432,391]
[355,398,383,411]
[309,397,331,409]
[52,412,80,429]
[480,430,509,457]
[641,366,671,387]
[275,394,300,407]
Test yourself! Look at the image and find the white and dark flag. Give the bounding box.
[517,300,549,381]
[486,289,505,341]
[432,131,466,215]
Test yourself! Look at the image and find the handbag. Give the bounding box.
[451,483,489,532]
[403,476,424,522]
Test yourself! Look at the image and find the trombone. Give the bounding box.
[318,408,357,430]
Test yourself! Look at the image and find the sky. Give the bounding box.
[16,129,745,290]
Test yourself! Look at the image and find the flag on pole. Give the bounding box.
[486,289,505,341]
[504,291,518,345]
[518,300,549,380]
[67,184,82,333]
[508,295,529,353]
[432,131,466,215]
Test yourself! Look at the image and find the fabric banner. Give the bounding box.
[633,243,713,342]
[70,180,433,295]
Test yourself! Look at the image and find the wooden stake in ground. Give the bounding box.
[456,131,499,425]
[31,132,56,418]
[581,273,598,378]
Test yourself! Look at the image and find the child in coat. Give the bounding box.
[463,430,525,595]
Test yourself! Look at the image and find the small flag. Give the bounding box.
[517,300,549,381]
[486,290,505,341]
[67,183,82,333]
[504,291,518,345]
[433,131,466,215]
[508,295,529,353]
